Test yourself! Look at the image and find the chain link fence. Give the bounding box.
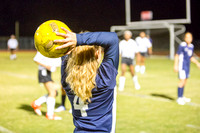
[0,36,35,50]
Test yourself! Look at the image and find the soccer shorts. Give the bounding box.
[140,52,148,57]
[121,57,134,66]
[178,69,189,79]
[10,48,16,52]
[38,69,53,83]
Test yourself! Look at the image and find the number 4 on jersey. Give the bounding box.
[73,96,88,117]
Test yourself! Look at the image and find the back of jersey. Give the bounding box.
[66,61,117,133]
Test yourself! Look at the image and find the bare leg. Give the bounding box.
[44,81,57,116]
[135,53,141,72]
[140,56,146,74]
[119,63,127,91]
[130,65,140,90]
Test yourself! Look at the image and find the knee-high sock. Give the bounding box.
[178,86,184,98]
[46,96,55,116]
[135,65,140,73]
[140,65,145,74]
[119,76,126,91]
[35,94,48,106]
[133,76,138,84]
[10,55,14,60]
[13,54,17,59]
[61,95,66,106]
[133,76,140,90]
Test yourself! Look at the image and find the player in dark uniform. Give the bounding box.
[174,32,200,105]
[55,28,119,133]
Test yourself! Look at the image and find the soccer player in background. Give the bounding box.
[54,56,69,113]
[7,34,19,60]
[31,52,62,120]
[118,30,140,91]
[135,31,152,74]
[54,28,118,132]
[174,32,200,105]
[54,87,67,112]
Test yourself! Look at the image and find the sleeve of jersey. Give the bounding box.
[76,32,119,70]
[119,41,122,55]
[147,39,152,48]
[33,52,43,62]
[176,45,183,55]
[61,55,70,91]
[134,41,139,53]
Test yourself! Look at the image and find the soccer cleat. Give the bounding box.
[176,98,185,105]
[46,113,62,120]
[54,105,66,112]
[135,83,141,90]
[183,97,191,103]
[31,101,42,116]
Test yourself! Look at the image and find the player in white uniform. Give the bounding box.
[119,31,140,91]
[7,34,18,60]
[31,52,62,120]
[135,32,152,74]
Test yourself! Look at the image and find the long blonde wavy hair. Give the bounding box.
[66,45,100,103]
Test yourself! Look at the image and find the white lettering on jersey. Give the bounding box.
[73,96,88,117]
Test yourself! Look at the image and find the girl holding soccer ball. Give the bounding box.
[54,28,119,132]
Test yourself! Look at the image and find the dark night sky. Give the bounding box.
[1,0,200,40]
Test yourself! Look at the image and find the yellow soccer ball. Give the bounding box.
[34,20,71,58]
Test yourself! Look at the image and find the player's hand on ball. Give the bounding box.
[54,27,77,55]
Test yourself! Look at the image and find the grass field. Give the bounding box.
[0,51,200,133]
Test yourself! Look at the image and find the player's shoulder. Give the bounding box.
[135,36,141,40]
[96,61,118,89]
[120,39,126,43]
[119,39,127,45]
[144,37,150,41]
[130,39,137,45]
[129,38,136,42]
[189,43,194,48]
[180,42,187,47]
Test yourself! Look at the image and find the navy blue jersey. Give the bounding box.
[61,32,119,133]
[177,42,194,79]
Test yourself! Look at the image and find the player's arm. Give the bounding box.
[147,39,153,55]
[134,41,140,57]
[16,41,19,51]
[119,41,122,57]
[34,61,56,72]
[54,28,119,69]
[190,56,200,69]
[148,47,152,55]
[174,54,179,72]
[76,32,119,69]
[174,44,184,72]
[7,41,10,50]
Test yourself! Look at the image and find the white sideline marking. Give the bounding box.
[187,102,200,107]
[186,124,200,130]
[120,92,200,107]
[0,71,36,80]
[121,92,172,102]
[0,126,14,133]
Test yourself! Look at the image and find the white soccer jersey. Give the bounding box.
[135,37,152,53]
[7,39,18,49]
[119,39,139,59]
[33,52,61,70]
